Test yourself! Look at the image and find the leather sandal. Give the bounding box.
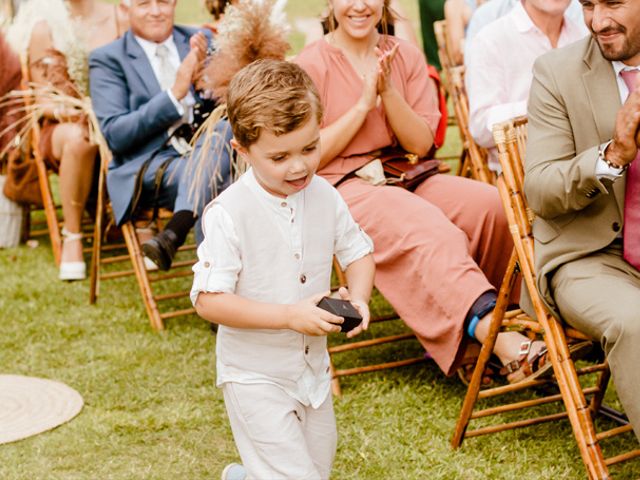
[59,227,86,281]
[501,340,592,384]
[457,360,501,389]
[456,343,503,389]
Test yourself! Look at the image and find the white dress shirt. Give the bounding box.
[465,0,585,54]
[465,1,587,169]
[134,34,195,144]
[191,169,373,408]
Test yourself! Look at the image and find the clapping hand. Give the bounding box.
[172,32,208,100]
[375,43,399,95]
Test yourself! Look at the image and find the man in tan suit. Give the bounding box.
[525,0,640,441]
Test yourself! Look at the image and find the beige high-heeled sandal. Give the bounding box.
[59,227,86,281]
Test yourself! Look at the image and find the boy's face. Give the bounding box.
[235,117,321,198]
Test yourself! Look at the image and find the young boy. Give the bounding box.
[190,59,375,480]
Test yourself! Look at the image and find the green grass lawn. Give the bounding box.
[1,1,638,479]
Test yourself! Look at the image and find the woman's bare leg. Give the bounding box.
[51,123,97,263]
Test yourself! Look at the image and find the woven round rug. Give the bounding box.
[0,375,83,444]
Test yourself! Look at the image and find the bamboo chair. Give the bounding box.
[434,20,460,73]
[452,116,640,479]
[88,145,196,331]
[18,54,63,264]
[448,66,495,184]
[433,22,494,184]
[328,258,425,397]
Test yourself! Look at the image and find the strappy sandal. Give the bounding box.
[456,343,503,389]
[501,340,592,384]
[59,227,86,281]
[457,360,501,389]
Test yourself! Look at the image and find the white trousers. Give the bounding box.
[222,382,337,480]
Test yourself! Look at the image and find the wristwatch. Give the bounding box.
[598,140,628,172]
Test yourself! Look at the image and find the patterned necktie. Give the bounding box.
[618,69,640,270]
[155,44,176,91]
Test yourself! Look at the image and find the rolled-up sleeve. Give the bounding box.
[333,189,374,270]
[190,204,241,306]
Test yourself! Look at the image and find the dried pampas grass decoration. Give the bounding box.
[197,0,290,101]
[0,83,110,170]
[187,0,290,208]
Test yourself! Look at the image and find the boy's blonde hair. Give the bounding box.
[226,59,323,148]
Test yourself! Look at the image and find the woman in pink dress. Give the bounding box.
[295,0,550,383]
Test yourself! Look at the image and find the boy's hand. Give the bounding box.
[337,287,370,339]
[286,292,343,336]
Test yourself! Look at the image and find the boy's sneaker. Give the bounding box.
[221,463,246,480]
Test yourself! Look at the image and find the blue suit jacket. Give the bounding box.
[89,26,209,224]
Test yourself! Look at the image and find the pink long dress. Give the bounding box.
[296,37,515,376]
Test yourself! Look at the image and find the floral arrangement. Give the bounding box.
[187,0,291,207]
[197,0,290,101]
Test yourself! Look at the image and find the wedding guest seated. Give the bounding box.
[465,0,586,170]
[0,31,21,165]
[295,0,557,385]
[525,0,640,441]
[464,0,584,56]
[89,0,233,270]
[298,0,417,47]
[6,0,128,280]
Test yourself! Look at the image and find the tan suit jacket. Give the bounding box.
[525,36,627,316]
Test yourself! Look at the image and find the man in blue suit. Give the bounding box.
[89,0,231,270]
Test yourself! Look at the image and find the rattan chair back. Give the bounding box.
[452,117,640,479]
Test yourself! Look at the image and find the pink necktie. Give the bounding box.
[619,70,640,270]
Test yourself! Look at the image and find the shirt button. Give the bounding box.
[612,222,621,232]
[300,274,306,284]
[304,345,309,354]
[281,201,287,207]
[203,261,210,268]
[294,253,300,260]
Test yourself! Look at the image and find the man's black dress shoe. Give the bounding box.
[142,229,178,271]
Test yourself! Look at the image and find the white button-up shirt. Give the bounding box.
[465,1,588,168]
[191,169,373,407]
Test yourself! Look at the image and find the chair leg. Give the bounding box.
[590,359,611,417]
[451,248,519,448]
[530,307,609,478]
[34,151,61,265]
[89,193,104,304]
[122,222,164,331]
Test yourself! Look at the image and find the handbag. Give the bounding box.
[2,148,43,207]
[377,148,448,191]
